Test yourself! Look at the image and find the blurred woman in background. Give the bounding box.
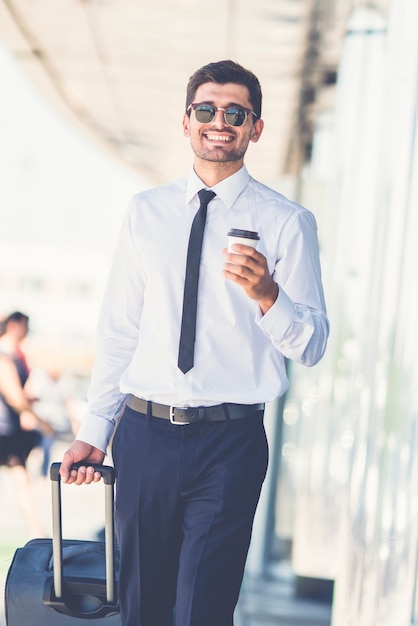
[0,311,53,537]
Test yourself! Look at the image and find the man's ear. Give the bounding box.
[183,113,191,137]
[250,118,264,143]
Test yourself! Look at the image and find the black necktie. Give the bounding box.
[178,189,216,374]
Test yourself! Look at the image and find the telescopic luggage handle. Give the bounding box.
[44,462,118,619]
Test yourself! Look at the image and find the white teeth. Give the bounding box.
[206,134,232,142]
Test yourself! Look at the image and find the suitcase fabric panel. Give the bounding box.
[5,538,121,625]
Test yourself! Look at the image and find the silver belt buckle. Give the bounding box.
[169,406,190,425]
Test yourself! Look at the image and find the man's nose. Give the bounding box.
[210,108,226,126]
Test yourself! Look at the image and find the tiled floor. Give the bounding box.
[237,572,332,625]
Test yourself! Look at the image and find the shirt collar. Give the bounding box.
[186,165,250,209]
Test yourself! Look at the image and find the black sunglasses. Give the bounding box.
[188,103,258,127]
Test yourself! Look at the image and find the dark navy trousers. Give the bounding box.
[111,404,268,626]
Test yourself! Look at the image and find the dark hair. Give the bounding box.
[186,60,262,119]
[4,311,29,325]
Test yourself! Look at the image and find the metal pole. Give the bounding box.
[245,397,284,577]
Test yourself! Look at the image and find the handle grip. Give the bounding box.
[43,577,119,619]
[50,462,116,485]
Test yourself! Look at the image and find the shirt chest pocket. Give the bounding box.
[137,229,190,289]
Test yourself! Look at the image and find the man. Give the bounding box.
[60,60,329,626]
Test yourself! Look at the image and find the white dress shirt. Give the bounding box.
[77,165,329,452]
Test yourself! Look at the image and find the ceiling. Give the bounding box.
[0,0,388,186]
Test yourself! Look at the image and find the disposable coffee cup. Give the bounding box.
[227,228,260,252]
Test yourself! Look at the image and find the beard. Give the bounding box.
[195,148,246,162]
[190,134,249,164]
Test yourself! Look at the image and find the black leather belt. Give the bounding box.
[126,395,265,425]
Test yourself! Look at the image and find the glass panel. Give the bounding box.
[268,6,418,626]
[329,1,418,624]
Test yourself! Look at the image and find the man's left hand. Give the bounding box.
[223,245,279,314]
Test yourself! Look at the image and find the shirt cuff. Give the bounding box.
[256,286,295,341]
[75,413,116,454]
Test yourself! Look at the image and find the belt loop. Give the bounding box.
[221,403,231,421]
[146,400,152,419]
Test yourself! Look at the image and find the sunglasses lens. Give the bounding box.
[225,107,247,127]
[194,105,215,123]
[191,104,249,126]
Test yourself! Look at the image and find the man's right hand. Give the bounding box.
[60,440,105,485]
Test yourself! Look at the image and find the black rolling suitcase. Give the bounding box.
[5,462,121,625]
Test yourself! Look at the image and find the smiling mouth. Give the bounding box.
[204,133,234,143]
